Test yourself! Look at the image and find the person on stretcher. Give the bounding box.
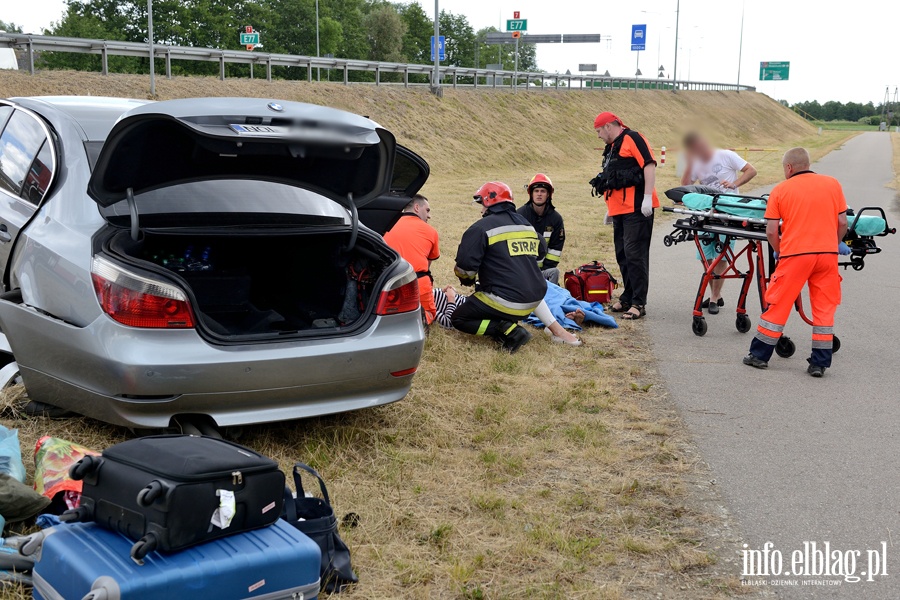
[680,133,758,314]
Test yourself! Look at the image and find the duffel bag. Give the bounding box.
[66,435,285,563]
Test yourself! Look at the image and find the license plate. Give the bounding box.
[229,124,291,136]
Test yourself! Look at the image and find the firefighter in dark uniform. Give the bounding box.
[591,112,659,320]
[452,182,548,353]
[517,173,565,285]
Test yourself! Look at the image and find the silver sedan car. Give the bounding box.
[0,96,426,430]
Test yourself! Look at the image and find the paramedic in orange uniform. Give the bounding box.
[384,194,440,325]
[593,112,660,320]
[743,148,849,377]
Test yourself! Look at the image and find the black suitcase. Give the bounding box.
[67,435,285,562]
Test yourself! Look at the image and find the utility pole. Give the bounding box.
[672,0,680,91]
[737,0,745,90]
[148,0,155,96]
[432,0,441,96]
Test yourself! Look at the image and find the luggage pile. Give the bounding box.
[17,435,357,599]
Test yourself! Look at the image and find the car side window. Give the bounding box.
[390,148,428,196]
[0,106,12,132]
[0,110,48,199]
[22,141,53,205]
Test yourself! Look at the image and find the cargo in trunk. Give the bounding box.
[106,228,395,341]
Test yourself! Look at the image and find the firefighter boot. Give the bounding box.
[496,322,533,354]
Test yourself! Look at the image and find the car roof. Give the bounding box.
[11,96,150,141]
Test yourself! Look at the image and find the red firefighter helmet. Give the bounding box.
[527,173,554,197]
[473,181,514,207]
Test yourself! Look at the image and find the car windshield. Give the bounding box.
[100,179,351,228]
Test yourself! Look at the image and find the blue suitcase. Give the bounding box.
[28,520,320,600]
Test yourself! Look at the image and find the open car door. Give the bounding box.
[358,145,430,235]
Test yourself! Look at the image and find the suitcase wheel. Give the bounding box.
[136,480,166,507]
[130,533,158,564]
[60,506,92,523]
[69,455,102,481]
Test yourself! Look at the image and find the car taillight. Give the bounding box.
[375,271,420,316]
[91,256,195,329]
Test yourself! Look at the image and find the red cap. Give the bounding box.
[594,112,625,129]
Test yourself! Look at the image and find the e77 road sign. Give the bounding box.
[240,32,259,45]
[760,61,789,81]
[506,19,527,32]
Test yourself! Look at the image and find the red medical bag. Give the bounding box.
[564,261,618,304]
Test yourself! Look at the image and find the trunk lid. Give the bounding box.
[87,97,396,210]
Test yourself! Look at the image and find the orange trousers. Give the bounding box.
[750,253,842,367]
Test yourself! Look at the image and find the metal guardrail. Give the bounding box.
[0,33,757,93]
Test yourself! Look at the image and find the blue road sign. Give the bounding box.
[431,36,446,61]
[631,24,646,51]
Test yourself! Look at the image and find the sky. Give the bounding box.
[3,0,898,105]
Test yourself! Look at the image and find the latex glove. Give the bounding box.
[773,251,779,261]
[604,212,613,226]
[641,194,654,217]
[838,241,851,255]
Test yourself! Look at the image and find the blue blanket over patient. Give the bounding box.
[525,283,618,330]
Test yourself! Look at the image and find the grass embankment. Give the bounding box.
[0,70,856,598]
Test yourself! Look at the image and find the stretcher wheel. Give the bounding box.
[692,316,708,337]
[663,235,674,247]
[775,337,795,358]
[833,335,841,354]
[735,314,751,333]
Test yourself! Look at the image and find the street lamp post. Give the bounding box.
[737,0,745,90]
[315,0,320,81]
[672,0,680,90]
[148,0,155,96]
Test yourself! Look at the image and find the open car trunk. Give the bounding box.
[105,228,396,342]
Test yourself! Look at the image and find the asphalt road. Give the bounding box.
[646,132,900,598]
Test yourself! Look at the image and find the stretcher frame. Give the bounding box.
[662,192,895,357]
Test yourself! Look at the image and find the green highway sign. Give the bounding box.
[240,32,260,45]
[506,19,528,32]
[759,61,789,81]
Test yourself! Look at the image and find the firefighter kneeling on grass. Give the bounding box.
[452,182,548,353]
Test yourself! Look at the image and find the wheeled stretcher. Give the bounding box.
[662,186,895,356]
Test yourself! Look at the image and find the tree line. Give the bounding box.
[789,99,898,126]
[3,2,537,83]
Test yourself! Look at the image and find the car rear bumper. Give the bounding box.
[0,302,424,428]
